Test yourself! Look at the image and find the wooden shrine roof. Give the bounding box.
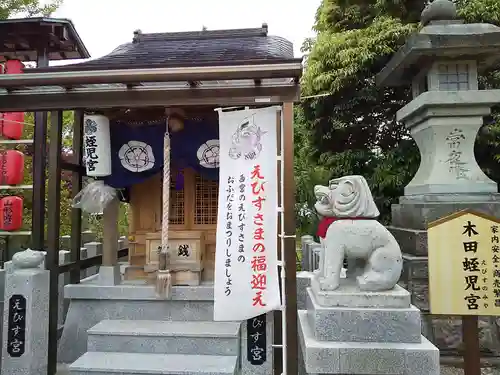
[0,24,301,111]
[0,17,90,62]
[34,24,296,72]
[0,65,302,111]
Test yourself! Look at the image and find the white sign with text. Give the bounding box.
[214,106,281,321]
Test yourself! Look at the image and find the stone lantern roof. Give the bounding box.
[376,0,500,87]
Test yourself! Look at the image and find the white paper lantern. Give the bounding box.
[83,114,112,177]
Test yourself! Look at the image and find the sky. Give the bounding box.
[50,0,320,65]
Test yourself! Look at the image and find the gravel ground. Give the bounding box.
[441,366,500,375]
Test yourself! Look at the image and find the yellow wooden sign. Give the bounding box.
[428,209,500,316]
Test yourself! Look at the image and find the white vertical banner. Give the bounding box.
[214,106,281,321]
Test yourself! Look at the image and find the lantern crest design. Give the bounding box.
[118,140,155,173]
[197,139,220,169]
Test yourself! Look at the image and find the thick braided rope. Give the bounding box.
[162,130,170,256]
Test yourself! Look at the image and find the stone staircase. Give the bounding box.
[62,282,242,375]
[69,320,241,375]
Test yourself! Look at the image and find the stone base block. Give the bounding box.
[401,253,428,280]
[298,311,439,375]
[311,277,411,309]
[391,200,500,230]
[297,271,315,310]
[306,288,421,343]
[98,265,121,285]
[388,227,428,256]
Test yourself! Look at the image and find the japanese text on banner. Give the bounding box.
[214,106,281,322]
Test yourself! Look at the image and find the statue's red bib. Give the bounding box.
[316,217,371,239]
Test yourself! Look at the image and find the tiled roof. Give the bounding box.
[43,24,296,71]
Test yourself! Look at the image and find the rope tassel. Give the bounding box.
[155,126,172,298]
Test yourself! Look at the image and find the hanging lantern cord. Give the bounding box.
[155,120,172,298]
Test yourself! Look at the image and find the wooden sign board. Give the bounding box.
[428,210,500,316]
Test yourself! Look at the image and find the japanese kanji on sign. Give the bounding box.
[428,210,500,316]
[7,294,26,357]
[213,106,281,321]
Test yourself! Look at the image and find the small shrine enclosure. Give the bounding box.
[120,109,224,284]
[0,20,302,375]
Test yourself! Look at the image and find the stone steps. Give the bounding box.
[87,320,241,356]
[69,352,239,375]
[59,283,222,364]
[64,283,244,374]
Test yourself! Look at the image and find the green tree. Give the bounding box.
[295,0,500,231]
[0,0,62,19]
[0,0,130,257]
[9,111,130,253]
[0,0,66,256]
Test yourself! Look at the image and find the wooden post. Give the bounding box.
[462,316,481,375]
[102,197,119,267]
[31,48,49,250]
[282,102,298,375]
[69,111,84,284]
[99,196,121,285]
[273,107,283,374]
[46,110,63,375]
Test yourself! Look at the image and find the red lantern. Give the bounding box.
[4,60,23,74]
[1,112,24,140]
[0,150,24,185]
[0,196,23,231]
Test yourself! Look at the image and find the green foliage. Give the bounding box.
[0,0,131,253]
[16,112,75,238]
[456,0,500,25]
[6,110,129,253]
[294,108,331,237]
[295,0,500,235]
[0,0,62,19]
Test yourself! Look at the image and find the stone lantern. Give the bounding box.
[377,0,500,198]
[376,0,500,351]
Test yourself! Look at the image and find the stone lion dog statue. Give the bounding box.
[314,175,403,292]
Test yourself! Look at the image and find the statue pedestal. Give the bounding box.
[298,280,439,375]
[310,277,410,308]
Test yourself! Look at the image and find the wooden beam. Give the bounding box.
[273,108,283,375]
[0,62,302,88]
[102,197,120,267]
[0,84,300,112]
[31,49,49,251]
[46,110,63,375]
[61,160,86,173]
[58,248,129,274]
[282,102,298,375]
[69,111,84,285]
